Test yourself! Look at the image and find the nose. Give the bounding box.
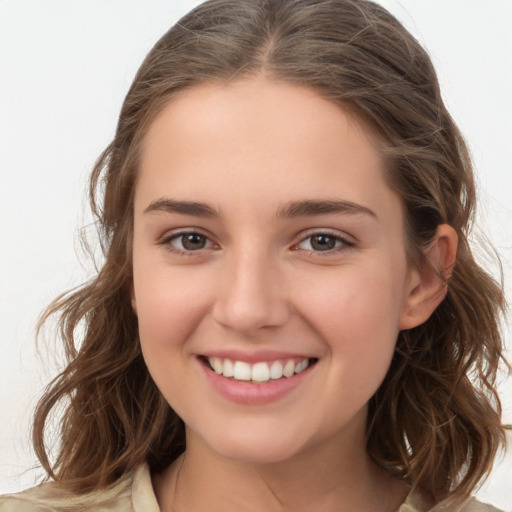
[212,247,291,335]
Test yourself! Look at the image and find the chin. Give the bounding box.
[192,423,312,466]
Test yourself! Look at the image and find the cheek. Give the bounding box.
[298,264,405,365]
[133,268,214,411]
[133,265,213,356]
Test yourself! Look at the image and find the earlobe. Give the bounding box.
[399,224,458,330]
[130,284,138,316]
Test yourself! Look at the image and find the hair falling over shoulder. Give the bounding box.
[32,0,508,509]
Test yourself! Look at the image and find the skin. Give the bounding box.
[131,76,457,511]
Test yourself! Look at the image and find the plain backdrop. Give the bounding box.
[0,0,511,508]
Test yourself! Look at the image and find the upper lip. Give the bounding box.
[199,349,316,364]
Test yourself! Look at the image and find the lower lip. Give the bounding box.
[200,360,314,405]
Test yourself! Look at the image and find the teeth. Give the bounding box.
[295,359,308,373]
[252,362,270,382]
[223,358,234,377]
[283,360,295,377]
[207,357,311,382]
[233,361,251,380]
[270,360,283,379]
[212,357,223,374]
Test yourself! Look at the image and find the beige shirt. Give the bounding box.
[0,464,503,512]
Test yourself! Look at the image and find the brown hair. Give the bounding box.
[33,0,508,509]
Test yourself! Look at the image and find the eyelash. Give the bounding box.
[160,230,216,256]
[293,230,355,255]
[159,229,355,256]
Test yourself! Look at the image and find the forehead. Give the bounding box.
[135,77,398,222]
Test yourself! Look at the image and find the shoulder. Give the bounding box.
[0,465,157,512]
[400,488,504,512]
[457,498,504,512]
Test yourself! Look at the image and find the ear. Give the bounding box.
[130,283,138,316]
[399,224,458,330]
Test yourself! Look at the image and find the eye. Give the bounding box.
[162,231,214,253]
[307,234,338,251]
[295,232,354,252]
[179,233,208,250]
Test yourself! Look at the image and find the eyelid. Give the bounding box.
[292,228,356,253]
[159,228,218,254]
[157,227,355,255]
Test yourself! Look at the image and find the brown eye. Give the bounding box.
[180,233,207,250]
[295,232,354,253]
[310,234,336,251]
[162,230,216,256]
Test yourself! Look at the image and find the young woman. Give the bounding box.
[1,0,508,510]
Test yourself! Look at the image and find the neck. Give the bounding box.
[152,421,409,512]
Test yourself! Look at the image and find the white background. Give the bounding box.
[0,0,511,508]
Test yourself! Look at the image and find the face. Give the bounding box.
[132,77,420,464]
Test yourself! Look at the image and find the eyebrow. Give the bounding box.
[143,198,220,218]
[276,199,377,219]
[143,198,377,220]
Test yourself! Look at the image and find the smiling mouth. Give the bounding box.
[201,356,318,383]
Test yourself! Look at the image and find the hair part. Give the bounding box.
[33,1,507,509]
